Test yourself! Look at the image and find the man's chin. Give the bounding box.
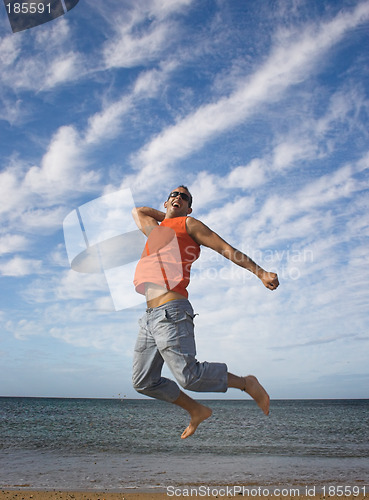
[168,207,184,217]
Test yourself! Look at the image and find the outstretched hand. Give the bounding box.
[260,271,279,290]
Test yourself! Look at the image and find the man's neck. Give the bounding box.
[164,214,186,219]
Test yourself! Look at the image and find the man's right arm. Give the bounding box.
[132,206,165,236]
[186,216,279,291]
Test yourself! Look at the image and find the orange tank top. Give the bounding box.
[133,216,200,298]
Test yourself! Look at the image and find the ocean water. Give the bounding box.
[0,398,368,492]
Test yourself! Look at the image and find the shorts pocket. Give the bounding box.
[156,307,195,354]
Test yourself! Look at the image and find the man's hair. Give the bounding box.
[179,185,192,207]
[168,185,193,207]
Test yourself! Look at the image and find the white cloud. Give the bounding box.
[83,64,174,146]
[316,86,366,136]
[225,159,266,189]
[188,171,224,210]
[0,167,26,217]
[272,140,313,171]
[0,19,83,92]
[0,125,101,233]
[246,154,369,244]
[19,206,70,232]
[0,235,29,255]
[84,97,132,145]
[133,64,176,96]
[42,52,82,89]
[5,318,43,341]
[104,22,172,68]
[148,0,194,19]
[49,322,127,351]
[130,2,369,185]
[38,269,108,302]
[49,243,72,268]
[26,126,86,194]
[0,59,179,236]
[0,256,42,276]
[297,163,359,211]
[201,197,256,242]
[6,299,138,352]
[0,96,24,125]
[0,33,21,66]
[102,0,194,68]
[356,151,369,173]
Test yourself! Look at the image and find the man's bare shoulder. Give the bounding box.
[186,216,213,242]
[186,215,199,224]
[186,216,206,231]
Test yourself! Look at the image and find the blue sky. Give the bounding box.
[1,0,369,399]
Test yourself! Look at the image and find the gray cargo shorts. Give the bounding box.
[132,299,228,402]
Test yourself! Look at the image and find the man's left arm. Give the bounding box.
[186,217,279,290]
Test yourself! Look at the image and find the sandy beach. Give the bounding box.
[0,491,368,500]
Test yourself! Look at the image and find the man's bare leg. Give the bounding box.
[228,373,270,415]
[173,391,212,439]
[172,375,268,439]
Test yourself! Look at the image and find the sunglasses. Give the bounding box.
[168,191,191,203]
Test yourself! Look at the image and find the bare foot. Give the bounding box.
[181,404,212,439]
[242,375,270,415]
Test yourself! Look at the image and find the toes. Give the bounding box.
[181,425,194,439]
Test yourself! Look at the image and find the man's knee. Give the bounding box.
[132,373,148,394]
[132,372,161,397]
[132,381,144,394]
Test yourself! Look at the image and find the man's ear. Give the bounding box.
[164,200,168,209]
[187,207,192,215]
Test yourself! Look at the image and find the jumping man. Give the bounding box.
[132,185,279,439]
